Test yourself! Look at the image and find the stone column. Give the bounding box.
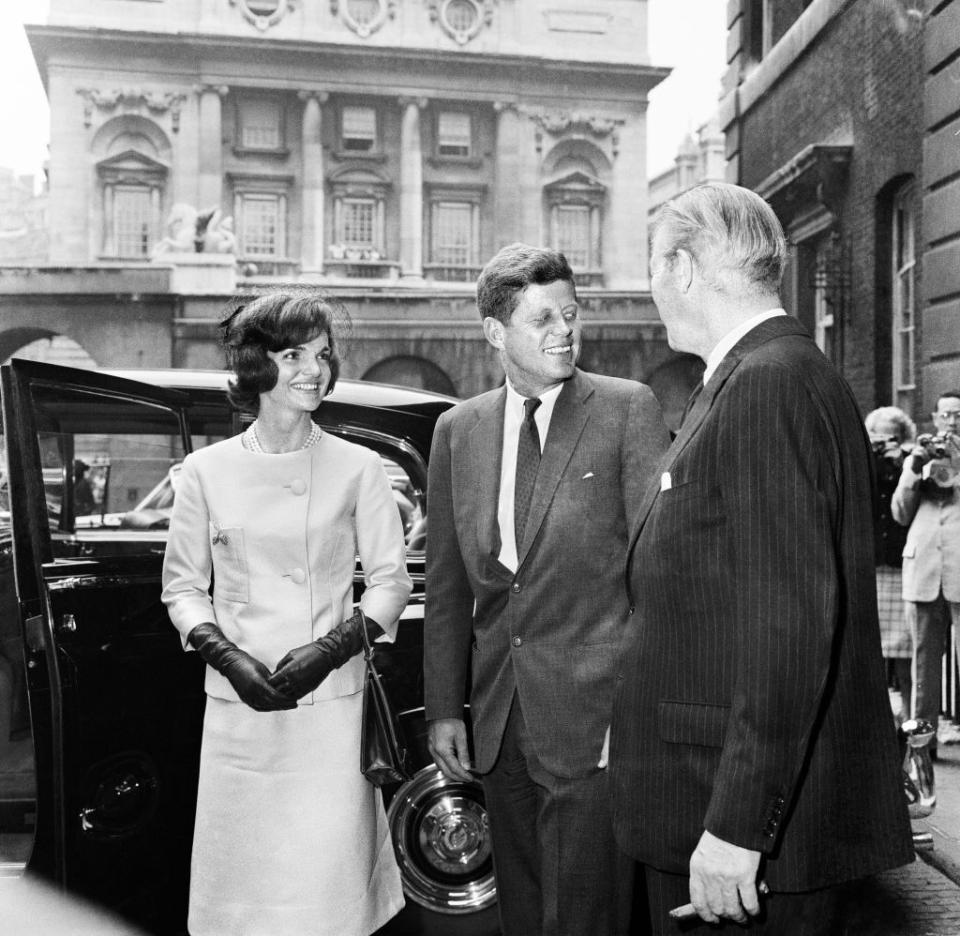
[607,115,646,289]
[197,85,228,211]
[399,97,427,279]
[493,102,522,248]
[299,90,328,273]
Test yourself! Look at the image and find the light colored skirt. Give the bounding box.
[877,565,912,658]
[188,692,404,936]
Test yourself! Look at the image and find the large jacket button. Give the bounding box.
[288,479,307,496]
[512,636,522,647]
[511,583,521,593]
[288,568,306,584]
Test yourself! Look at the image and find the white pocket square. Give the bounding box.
[660,471,672,491]
[582,471,595,480]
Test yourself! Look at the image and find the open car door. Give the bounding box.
[0,359,199,934]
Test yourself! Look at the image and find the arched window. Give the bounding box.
[92,117,171,261]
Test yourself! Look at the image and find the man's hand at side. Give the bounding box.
[688,829,762,924]
[428,717,475,781]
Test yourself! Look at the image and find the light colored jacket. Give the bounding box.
[892,462,960,603]
[162,432,412,703]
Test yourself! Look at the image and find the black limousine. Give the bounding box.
[0,359,495,934]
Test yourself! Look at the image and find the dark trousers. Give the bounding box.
[482,694,633,936]
[644,867,839,936]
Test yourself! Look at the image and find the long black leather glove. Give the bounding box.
[188,622,298,712]
[269,611,382,701]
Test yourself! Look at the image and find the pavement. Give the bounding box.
[827,728,960,936]
[904,730,960,934]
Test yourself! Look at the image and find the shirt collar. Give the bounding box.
[702,309,787,385]
[505,378,565,415]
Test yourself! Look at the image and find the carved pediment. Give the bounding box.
[96,149,169,184]
[544,170,605,192]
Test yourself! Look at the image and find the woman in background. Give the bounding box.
[866,405,916,718]
[162,290,411,936]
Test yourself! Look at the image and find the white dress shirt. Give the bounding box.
[702,308,787,385]
[496,379,565,572]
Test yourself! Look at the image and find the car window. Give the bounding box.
[71,445,428,552]
[26,383,187,557]
[382,455,426,553]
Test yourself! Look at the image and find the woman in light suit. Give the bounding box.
[162,291,412,936]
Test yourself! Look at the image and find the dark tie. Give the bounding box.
[514,397,542,546]
[680,379,704,426]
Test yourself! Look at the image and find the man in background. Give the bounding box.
[893,390,960,749]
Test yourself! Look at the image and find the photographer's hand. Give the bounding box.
[908,443,931,475]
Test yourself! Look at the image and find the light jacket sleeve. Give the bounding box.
[891,460,922,528]
[161,453,216,648]
[355,449,413,641]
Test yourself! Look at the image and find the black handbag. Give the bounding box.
[359,610,412,786]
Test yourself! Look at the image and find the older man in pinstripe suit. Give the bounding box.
[610,183,913,934]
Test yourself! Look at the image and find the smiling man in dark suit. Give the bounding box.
[424,243,669,936]
[610,183,913,934]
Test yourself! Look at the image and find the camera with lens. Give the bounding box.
[917,432,960,489]
[869,433,900,456]
[918,433,953,459]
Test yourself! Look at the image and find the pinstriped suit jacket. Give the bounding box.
[610,317,913,891]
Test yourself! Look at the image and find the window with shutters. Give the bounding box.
[341,106,377,153]
[437,112,472,158]
[237,98,285,152]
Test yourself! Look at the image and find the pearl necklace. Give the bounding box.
[244,420,322,454]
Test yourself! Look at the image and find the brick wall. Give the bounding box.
[733,0,924,416]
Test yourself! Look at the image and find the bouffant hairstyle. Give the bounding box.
[219,291,349,414]
[476,243,576,324]
[865,406,916,444]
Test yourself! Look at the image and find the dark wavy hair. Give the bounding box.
[219,291,350,414]
[476,243,576,324]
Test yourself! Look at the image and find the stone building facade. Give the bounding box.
[718,0,959,427]
[3,0,696,418]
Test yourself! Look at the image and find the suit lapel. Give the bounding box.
[469,386,507,558]
[517,372,591,565]
[628,315,809,547]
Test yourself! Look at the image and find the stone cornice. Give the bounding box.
[28,25,670,99]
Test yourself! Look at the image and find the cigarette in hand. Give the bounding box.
[668,880,770,920]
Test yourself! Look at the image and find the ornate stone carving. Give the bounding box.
[77,88,187,131]
[332,0,398,38]
[297,90,330,104]
[529,110,624,138]
[426,0,495,45]
[152,204,236,257]
[229,0,296,31]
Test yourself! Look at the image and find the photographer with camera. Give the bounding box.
[866,406,916,718]
[892,391,960,751]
